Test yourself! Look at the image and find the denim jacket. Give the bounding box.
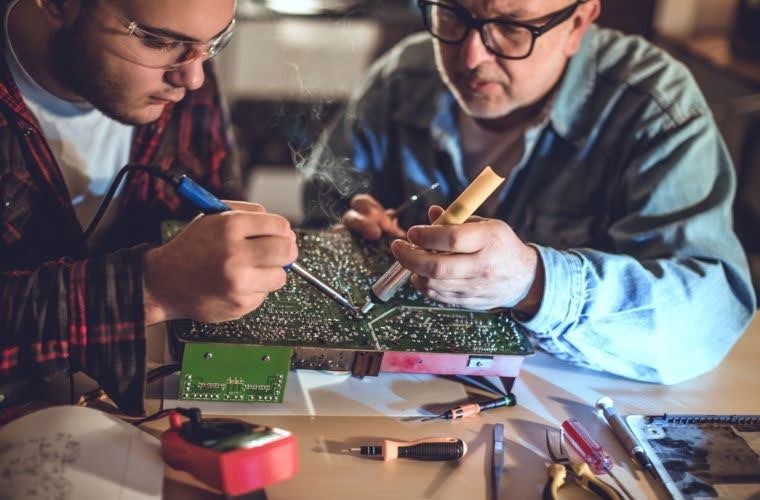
[303,26,756,384]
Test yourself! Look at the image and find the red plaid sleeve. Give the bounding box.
[0,245,148,414]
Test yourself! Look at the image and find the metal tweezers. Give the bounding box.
[493,423,505,500]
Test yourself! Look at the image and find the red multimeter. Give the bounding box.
[161,409,298,497]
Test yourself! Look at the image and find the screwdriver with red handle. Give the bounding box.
[346,436,467,461]
[422,393,517,421]
[561,418,635,500]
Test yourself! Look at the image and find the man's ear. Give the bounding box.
[564,0,601,57]
[34,0,82,28]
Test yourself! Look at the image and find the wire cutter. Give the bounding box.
[543,428,623,500]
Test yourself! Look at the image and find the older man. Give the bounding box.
[0,0,297,412]
[304,0,756,384]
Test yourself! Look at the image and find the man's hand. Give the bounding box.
[143,201,298,325]
[340,194,406,240]
[391,206,545,315]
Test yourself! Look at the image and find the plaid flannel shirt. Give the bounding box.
[0,26,242,413]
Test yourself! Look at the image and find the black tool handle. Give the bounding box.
[398,440,466,460]
[480,393,517,411]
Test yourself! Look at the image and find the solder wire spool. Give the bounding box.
[362,166,506,312]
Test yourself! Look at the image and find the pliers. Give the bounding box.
[543,428,623,500]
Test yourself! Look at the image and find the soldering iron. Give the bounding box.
[84,163,360,316]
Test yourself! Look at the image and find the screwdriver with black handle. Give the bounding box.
[346,437,467,461]
[422,394,517,421]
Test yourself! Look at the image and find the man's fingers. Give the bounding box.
[224,200,267,213]
[350,194,384,213]
[220,211,293,240]
[413,276,485,295]
[239,235,298,268]
[410,275,493,309]
[342,210,383,240]
[345,194,406,239]
[248,268,288,293]
[379,209,407,238]
[406,221,490,253]
[391,240,482,279]
[232,268,288,296]
[428,205,445,223]
[427,205,484,224]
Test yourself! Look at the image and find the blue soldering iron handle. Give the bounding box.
[170,172,294,272]
[173,174,231,214]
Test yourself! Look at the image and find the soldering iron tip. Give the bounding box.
[360,300,375,315]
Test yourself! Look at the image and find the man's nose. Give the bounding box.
[462,28,495,69]
[165,58,206,91]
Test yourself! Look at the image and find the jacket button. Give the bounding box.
[23,128,33,137]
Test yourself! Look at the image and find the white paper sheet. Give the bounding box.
[0,406,164,500]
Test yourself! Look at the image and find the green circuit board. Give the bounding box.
[164,222,532,357]
[178,343,291,402]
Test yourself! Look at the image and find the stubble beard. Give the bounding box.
[433,41,515,120]
[50,21,144,126]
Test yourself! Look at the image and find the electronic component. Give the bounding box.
[163,224,532,392]
[178,343,291,403]
[164,225,532,358]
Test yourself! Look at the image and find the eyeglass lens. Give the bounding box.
[422,2,535,58]
[121,20,235,69]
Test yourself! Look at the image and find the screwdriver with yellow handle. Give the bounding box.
[422,394,517,422]
[346,436,467,461]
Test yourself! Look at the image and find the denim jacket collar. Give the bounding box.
[549,25,597,144]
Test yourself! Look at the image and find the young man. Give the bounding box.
[0,0,297,413]
[304,0,756,384]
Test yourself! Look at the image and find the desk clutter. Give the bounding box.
[4,389,760,499]
[0,406,298,499]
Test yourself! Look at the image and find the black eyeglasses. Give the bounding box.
[418,0,587,60]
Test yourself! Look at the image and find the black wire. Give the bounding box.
[132,407,201,427]
[82,163,166,240]
[131,408,175,426]
[146,363,181,384]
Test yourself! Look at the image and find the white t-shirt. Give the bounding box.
[5,0,134,237]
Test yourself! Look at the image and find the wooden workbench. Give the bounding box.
[148,313,760,499]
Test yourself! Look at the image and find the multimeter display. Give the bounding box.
[180,419,289,452]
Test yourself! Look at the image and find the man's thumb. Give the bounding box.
[428,205,445,224]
